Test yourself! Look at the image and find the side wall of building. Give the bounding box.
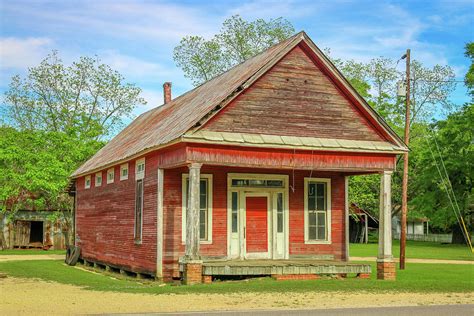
[75,152,159,275]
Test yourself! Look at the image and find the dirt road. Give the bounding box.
[0,254,64,262]
[1,277,472,315]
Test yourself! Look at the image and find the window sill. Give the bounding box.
[134,240,142,245]
[181,240,213,245]
[304,240,332,245]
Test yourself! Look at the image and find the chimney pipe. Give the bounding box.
[163,82,172,104]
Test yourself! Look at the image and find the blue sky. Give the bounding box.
[1,0,473,118]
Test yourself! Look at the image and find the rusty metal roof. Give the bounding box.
[72,31,407,178]
[72,33,302,177]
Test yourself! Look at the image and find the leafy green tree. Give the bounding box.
[465,42,474,100]
[409,105,473,243]
[0,126,103,248]
[1,51,142,249]
[331,55,458,220]
[174,15,294,86]
[4,51,146,139]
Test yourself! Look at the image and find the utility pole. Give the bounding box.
[400,49,410,270]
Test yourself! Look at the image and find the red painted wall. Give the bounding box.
[76,152,349,280]
[75,152,158,275]
[161,165,347,279]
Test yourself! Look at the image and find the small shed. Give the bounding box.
[349,203,379,243]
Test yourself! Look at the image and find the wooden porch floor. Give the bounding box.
[201,259,371,276]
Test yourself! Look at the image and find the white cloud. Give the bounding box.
[100,50,169,79]
[137,88,163,113]
[0,37,52,70]
[228,0,319,19]
[1,1,219,43]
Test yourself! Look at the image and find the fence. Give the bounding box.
[393,233,452,243]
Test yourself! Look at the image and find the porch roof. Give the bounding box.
[183,130,407,154]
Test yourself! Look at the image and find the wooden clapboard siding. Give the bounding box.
[160,165,347,279]
[75,153,158,276]
[203,45,385,142]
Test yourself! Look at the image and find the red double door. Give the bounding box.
[245,196,268,254]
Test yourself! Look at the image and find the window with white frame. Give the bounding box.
[85,175,91,189]
[134,179,144,243]
[304,178,331,243]
[135,158,145,180]
[95,172,102,187]
[120,163,128,180]
[107,168,114,184]
[182,174,213,243]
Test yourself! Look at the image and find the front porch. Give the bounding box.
[159,142,399,284]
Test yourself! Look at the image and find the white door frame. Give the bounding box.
[227,173,289,260]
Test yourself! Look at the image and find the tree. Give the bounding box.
[1,51,142,249]
[409,105,473,243]
[4,51,146,139]
[174,15,294,86]
[0,126,103,249]
[465,42,474,100]
[330,55,457,219]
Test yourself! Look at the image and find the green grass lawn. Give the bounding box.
[0,249,66,256]
[0,259,472,294]
[350,240,474,261]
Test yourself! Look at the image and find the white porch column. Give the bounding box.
[156,168,164,280]
[344,176,350,261]
[377,170,396,280]
[185,163,202,261]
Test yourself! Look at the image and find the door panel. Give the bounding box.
[245,196,268,253]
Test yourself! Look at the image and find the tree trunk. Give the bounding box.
[451,225,468,245]
[0,213,6,250]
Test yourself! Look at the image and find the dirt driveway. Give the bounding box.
[1,277,473,315]
[0,254,64,262]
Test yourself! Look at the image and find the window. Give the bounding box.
[276,192,284,233]
[136,158,145,180]
[95,172,102,187]
[134,179,144,243]
[231,192,238,233]
[120,163,128,180]
[231,179,284,188]
[182,174,213,243]
[85,175,91,189]
[304,178,331,243]
[107,168,114,184]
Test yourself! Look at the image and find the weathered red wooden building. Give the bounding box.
[71,32,407,283]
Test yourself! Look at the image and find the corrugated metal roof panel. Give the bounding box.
[184,131,407,153]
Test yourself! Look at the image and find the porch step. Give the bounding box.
[201,260,371,276]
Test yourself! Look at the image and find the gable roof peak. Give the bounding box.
[72,31,407,178]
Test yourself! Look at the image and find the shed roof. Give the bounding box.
[72,31,407,178]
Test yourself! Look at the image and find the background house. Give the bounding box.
[1,209,69,250]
